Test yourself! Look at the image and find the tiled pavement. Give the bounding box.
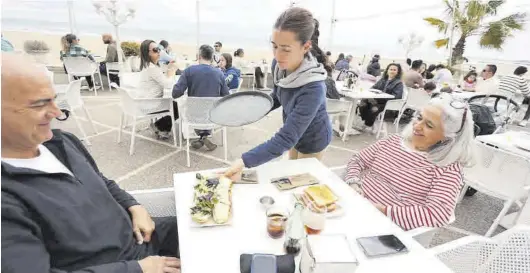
[52,85,530,247]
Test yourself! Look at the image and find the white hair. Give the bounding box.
[401,92,476,167]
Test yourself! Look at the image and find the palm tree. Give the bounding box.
[424,0,526,65]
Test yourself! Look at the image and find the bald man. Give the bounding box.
[1,54,180,273]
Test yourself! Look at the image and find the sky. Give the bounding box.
[1,0,529,61]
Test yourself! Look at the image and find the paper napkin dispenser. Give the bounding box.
[300,234,358,273]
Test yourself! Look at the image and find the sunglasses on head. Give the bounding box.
[151,47,160,53]
[450,100,468,134]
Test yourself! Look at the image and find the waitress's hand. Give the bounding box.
[224,158,245,181]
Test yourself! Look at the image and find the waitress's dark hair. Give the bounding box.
[273,7,330,71]
[139,39,157,71]
[382,63,403,80]
[221,53,233,69]
[234,48,244,57]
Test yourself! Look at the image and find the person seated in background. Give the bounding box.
[498,66,530,126]
[158,40,175,65]
[366,54,381,77]
[213,41,222,66]
[461,71,477,92]
[433,64,453,86]
[358,63,404,131]
[172,44,230,151]
[419,62,428,78]
[219,53,241,90]
[324,64,342,100]
[61,34,96,90]
[424,64,436,80]
[335,53,345,67]
[424,81,437,94]
[404,59,424,88]
[335,54,352,71]
[344,92,475,230]
[137,39,178,139]
[233,48,247,70]
[1,34,14,52]
[100,33,121,86]
[1,54,181,273]
[403,58,412,72]
[475,64,498,95]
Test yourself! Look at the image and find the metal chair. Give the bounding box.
[468,94,520,134]
[395,87,430,127]
[105,62,120,91]
[128,188,176,217]
[229,78,243,94]
[375,88,409,138]
[55,79,98,145]
[326,98,354,142]
[113,83,177,155]
[176,96,228,167]
[458,140,530,237]
[431,225,530,273]
[62,57,103,96]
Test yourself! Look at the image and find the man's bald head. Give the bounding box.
[2,54,51,102]
[1,53,61,158]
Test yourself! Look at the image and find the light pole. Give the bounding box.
[92,0,136,73]
[398,33,424,58]
[328,0,336,53]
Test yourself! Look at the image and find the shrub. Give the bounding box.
[23,40,50,53]
[121,41,140,57]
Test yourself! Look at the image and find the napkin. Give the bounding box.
[240,254,295,273]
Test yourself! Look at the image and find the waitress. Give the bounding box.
[224,7,332,178]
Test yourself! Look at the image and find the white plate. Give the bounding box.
[189,212,233,228]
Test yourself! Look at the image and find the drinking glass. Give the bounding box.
[302,200,327,235]
[266,206,288,239]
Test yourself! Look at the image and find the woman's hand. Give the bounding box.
[373,203,387,214]
[350,184,364,196]
[224,158,245,181]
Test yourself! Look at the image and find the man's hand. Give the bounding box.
[139,256,180,273]
[224,158,245,181]
[128,205,155,244]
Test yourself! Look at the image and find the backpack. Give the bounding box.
[469,103,496,136]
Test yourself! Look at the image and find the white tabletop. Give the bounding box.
[173,158,451,273]
[476,131,530,159]
[336,81,394,100]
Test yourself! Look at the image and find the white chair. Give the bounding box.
[62,57,103,96]
[113,83,177,155]
[431,225,530,273]
[105,62,120,91]
[261,65,271,91]
[55,79,98,145]
[326,98,354,142]
[395,87,430,127]
[120,72,141,88]
[176,96,228,167]
[375,88,409,138]
[458,141,530,237]
[128,188,176,217]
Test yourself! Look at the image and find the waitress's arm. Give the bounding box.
[242,82,325,168]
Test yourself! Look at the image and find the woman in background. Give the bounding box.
[335,53,345,66]
[61,34,96,90]
[219,53,241,90]
[419,62,428,78]
[138,39,178,139]
[425,64,436,80]
[233,48,247,70]
[358,63,404,130]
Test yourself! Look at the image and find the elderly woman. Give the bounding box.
[344,92,475,230]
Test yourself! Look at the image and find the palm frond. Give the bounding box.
[424,17,449,33]
[466,0,488,20]
[498,12,527,30]
[479,21,508,49]
[434,38,450,48]
[485,0,505,15]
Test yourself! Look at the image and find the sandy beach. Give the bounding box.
[3,30,526,78]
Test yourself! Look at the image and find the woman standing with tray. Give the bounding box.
[224,7,332,178]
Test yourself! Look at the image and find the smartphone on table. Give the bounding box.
[356,234,409,258]
[251,254,277,273]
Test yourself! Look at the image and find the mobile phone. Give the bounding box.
[250,254,277,273]
[356,234,408,258]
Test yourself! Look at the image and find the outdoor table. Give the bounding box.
[476,131,530,229]
[173,158,452,273]
[335,81,395,138]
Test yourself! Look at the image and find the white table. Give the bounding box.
[173,158,452,273]
[476,131,530,159]
[335,81,394,138]
[476,131,530,229]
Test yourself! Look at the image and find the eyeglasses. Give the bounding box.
[214,45,220,48]
[151,47,160,53]
[450,100,468,134]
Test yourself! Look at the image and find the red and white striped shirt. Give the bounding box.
[345,135,463,230]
